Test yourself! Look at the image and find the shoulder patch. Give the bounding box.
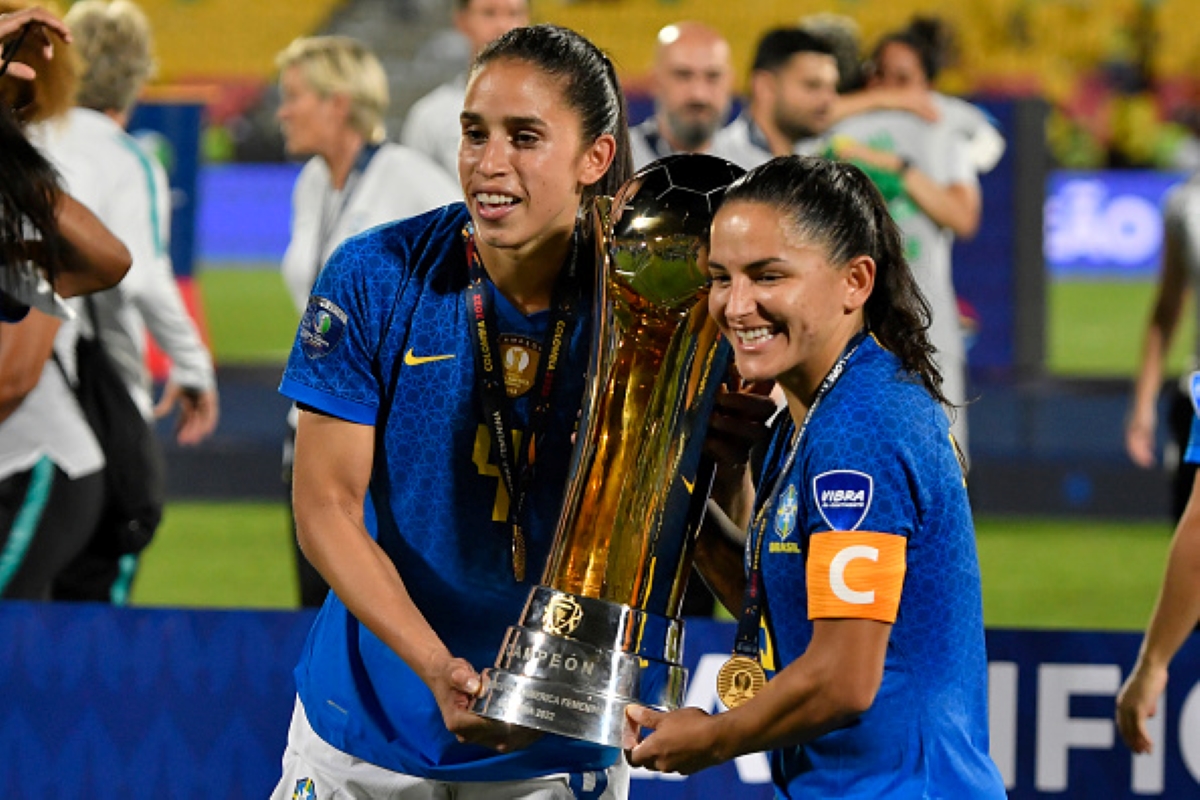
[1189,372,1200,418]
[300,296,349,359]
[813,470,873,531]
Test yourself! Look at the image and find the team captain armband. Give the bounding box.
[806,531,906,623]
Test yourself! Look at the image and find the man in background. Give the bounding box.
[713,27,840,169]
[400,0,528,181]
[630,21,733,169]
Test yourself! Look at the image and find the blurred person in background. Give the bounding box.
[36,0,218,603]
[826,18,984,459]
[629,21,733,170]
[714,28,840,169]
[0,0,132,600]
[400,0,528,182]
[1117,406,1200,754]
[713,26,941,173]
[1125,171,1200,521]
[276,35,458,608]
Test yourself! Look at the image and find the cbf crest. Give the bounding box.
[774,484,798,539]
[813,470,873,531]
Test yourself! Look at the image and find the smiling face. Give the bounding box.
[277,64,345,158]
[708,200,873,402]
[459,58,614,260]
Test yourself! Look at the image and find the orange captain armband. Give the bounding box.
[806,532,906,623]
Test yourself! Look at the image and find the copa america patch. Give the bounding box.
[1189,371,1200,417]
[300,296,348,359]
[813,470,873,531]
[774,484,798,539]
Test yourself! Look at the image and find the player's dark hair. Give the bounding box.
[472,24,632,202]
[0,104,63,282]
[751,28,837,74]
[720,156,948,407]
[871,16,956,83]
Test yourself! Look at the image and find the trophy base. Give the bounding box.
[471,587,687,748]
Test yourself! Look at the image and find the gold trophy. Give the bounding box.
[472,154,746,747]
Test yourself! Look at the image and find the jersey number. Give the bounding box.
[472,424,523,522]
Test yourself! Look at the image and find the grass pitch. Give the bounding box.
[129,501,1174,631]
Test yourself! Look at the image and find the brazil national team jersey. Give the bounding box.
[279,203,616,780]
[1186,372,1200,465]
[754,336,1005,798]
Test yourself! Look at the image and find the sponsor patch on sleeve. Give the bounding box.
[813,470,873,531]
[807,531,906,622]
[300,296,348,359]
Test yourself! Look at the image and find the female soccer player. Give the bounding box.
[272,24,634,799]
[627,157,1006,798]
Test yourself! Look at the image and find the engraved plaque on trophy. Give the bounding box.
[471,154,746,747]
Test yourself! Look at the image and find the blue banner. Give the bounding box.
[1046,170,1188,279]
[128,101,205,278]
[6,605,1199,797]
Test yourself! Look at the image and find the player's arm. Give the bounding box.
[1117,470,1200,753]
[26,192,132,298]
[292,408,538,752]
[831,139,980,239]
[630,527,903,773]
[628,617,890,773]
[695,382,777,614]
[831,86,939,125]
[1126,212,1189,467]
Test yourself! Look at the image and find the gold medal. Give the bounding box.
[716,655,766,709]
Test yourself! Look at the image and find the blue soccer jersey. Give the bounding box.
[279,203,616,780]
[753,336,1005,799]
[1185,372,1200,465]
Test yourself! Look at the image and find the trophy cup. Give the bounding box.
[471,154,746,747]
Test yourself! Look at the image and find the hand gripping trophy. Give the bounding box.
[472,154,746,747]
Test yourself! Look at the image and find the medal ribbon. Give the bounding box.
[731,329,869,662]
[463,224,580,581]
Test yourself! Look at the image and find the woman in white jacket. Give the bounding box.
[37,0,218,602]
[276,36,459,606]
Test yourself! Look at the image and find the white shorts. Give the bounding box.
[270,697,629,800]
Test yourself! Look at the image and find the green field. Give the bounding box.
[129,501,1174,631]
[154,269,1178,628]
[1047,278,1196,377]
[198,267,1195,378]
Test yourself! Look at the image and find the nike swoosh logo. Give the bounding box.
[404,348,456,366]
[682,476,695,494]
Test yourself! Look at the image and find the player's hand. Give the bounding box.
[427,654,542,753]
[1124,407,1157,468]
[625,704,725,775]
[0,7,72,82]
[1116,662,1168,754]
[704,375,776,469]
[154,383,219,445]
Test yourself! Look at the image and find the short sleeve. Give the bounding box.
[279,233,389,425]
[1185,372,1200,466]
